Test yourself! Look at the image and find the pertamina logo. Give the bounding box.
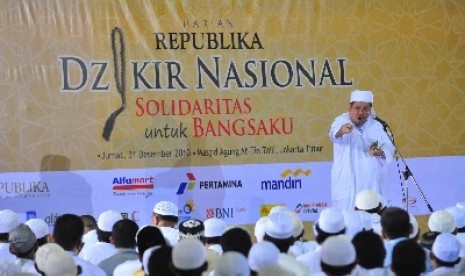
[177,173,196,195]
[261,169,311,190]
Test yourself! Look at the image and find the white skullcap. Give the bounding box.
[153,201,179,217]
[0,209,20,233]
[258,265,293,276]
[409,214,419,239]
[342,211,364,238]
[320,235,356,266]
[248,241,280,271]
[172,237,206,270]
[204,218,227,238]
[97,210,123,232]
[142,245,161,275]
[350,90,373,103]
[432,233,460,263]
[355,190,380,210]
[215,251,250,276]
[428,210,456,233]
[25,218,49,239]
[265,211,293,239]
[456,201,465,210]
[318,207,345,234]
[289,212,304,238]
[254,217,269,242]
[36,243,78,276]
[269,205,288,214]
[445,206,465,228]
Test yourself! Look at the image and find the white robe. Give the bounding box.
[329,113,394,211]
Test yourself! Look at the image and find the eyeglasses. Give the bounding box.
[351,105,371,113]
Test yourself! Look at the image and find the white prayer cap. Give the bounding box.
[8,223,37,254]
[97,210,123,232]
[265,211,293,239]
[248,241,280,272]
[142,245,161,275]
[318,207,345,234]
[258,265,293,276]
[269,205,288,214]
[409,214,419,239]
[172,237,206,270]
[445,206,465,228]
[432,233,460,263]
[215,251,250,276]
[25,218,49,239]
[456,201,465,210]
[204,218,227,238]
[289,212,304,238]
[320,235,356,266]
[254,217,269,242]
[36,243,78,276]
[153,200,179,217]
[0,209,20,233]
[350,90,373,103]
[342,211,364,238]
[428,210,456,233]
[355,190,380,210]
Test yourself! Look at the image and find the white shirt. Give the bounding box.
[80,242,116,265]
[296,245,321,274]
[329,113,394,210]
[79,229,99,259]
[67,251,106,276]
[16,258,40,275]
[0,243,16,262]
[427,266,461,276]
[113,259,141,276]
[159,227,179,246]
[278,253,309,276]
[288,240,318,256]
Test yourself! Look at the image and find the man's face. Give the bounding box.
[349,101,372,126]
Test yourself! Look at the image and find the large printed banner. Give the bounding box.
[1,1,465,225]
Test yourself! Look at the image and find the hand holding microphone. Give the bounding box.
[370,141,385,157]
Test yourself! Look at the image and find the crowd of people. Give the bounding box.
[1,189,465,275]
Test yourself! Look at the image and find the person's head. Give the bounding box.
[151,200,179,227]
[380,207,411,240]
[253,217,268,243]
[111,219,139,249]
[203,218,227,245]
[25,218,50,247]
[171,238,208,276]
[352,230,386,269]
[147,245,173,276]
[409,214,420,241]
[348,90,373,126]
[320,235,357,276]
[419,231,440,251]
[221,227,252,257]
[0,209,20,241]
[136,225,167,260]
[314,207,346,244]
[445,206,465,233]
[52,214,84,251]
[179,219,204,240]
[8,223,37,259]
[428,210,457,234]
[430,233,461,269]
[263,211,294,253]
[35,243,81,276]
[80,215,97,234]
[215,251,251,276]
[354,189,381,214]
[391,239,425,276]
[97,210,123,243]
[248,241,280,273]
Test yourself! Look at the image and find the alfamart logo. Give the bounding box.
[261,168,311,190]
[112,176,155,191]
[177,173,196,195]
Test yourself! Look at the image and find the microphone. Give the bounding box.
[374,116,389,130]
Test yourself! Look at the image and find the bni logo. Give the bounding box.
[177,173,196,195]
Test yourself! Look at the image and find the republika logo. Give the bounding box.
[177,173,196,195]
[260,169,311,190]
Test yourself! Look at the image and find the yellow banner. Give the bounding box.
[1,0,464,172]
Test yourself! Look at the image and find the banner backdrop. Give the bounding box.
[1,1,465,226]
